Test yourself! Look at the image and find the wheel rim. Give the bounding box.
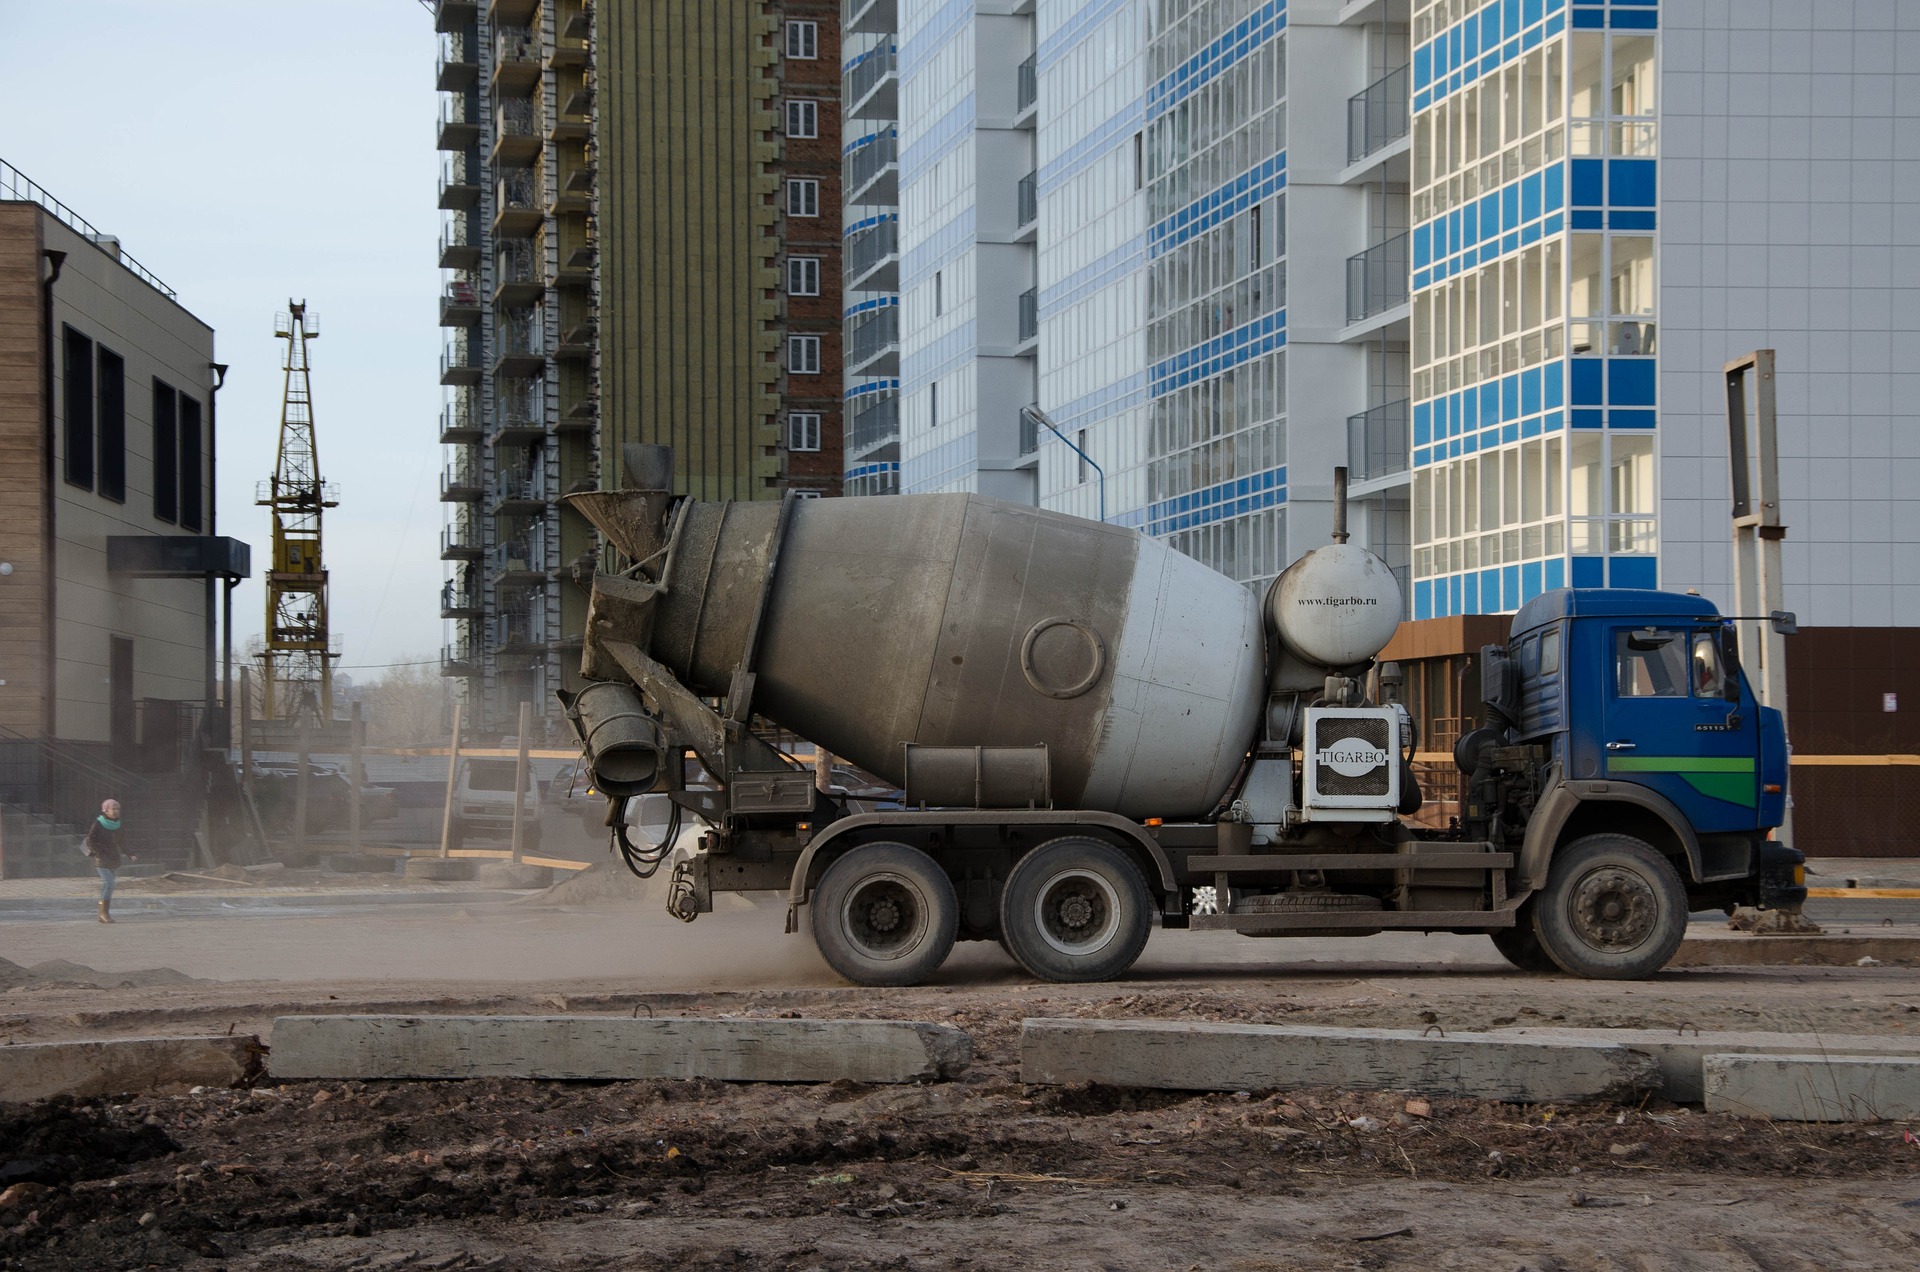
[1566,864,1660,953]
[1032,868,1122,958]
[840,871,927,960]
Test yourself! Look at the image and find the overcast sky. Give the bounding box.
[1,0,445,677]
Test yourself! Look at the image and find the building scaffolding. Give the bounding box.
[257,301,339,724]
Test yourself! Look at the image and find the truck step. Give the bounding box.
[1228,891,1382,914]
[1190,907,1516,934]
[1191,851,1514,873]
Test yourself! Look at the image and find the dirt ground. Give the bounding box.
[5,895,1920,1269]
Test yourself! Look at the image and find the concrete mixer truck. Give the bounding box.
[560,446,1804,987]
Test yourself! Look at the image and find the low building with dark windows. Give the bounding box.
[0,161,248,876]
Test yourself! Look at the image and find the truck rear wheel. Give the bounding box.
[999,837,1152,984]
[809,842,958,987]
[1531,833,1687,980]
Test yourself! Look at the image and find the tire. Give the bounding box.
[999,837,1153,984]
[809,842,958,987]
[1530,833,1688,980]
[1489,907,1559,973]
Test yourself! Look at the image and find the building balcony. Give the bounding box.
[439,151,481,209]
[440,277,482,326]
[846,393,898,459]
[441,640,479,677]
[561,0,590,40]
[845,0,895,37]
[434,0,478,35]
[440,581,482,619]
[845,220,898,292]
[846,44,896,122]
[845,307,899,376]
[1016,171,1038,237]
[440,393,482,442]
[1346,232,1410,326]
[555,395,597,433]
[845,132,897,206]
[491,378,546,442]
[556,320,595,361]
[548,33,587,70]
[440,455,483,501]
[488,0,540,25]
[1018,286,1039,344]
[438,218,480,270]
[437,31,477,91]
[493,239,541,306]
[1348,64,1410,166]
[1016,53,1037,122]
[440,519,483,560]
[440,335,484,385]
[1347,398,1410,484]
[437,94,481,150]
[493,169,544,237]
[488,468,547,514]
[552,81,592,140]
[550,161,592,212]
[493,312,545,376]
[555,238,595,285]
[492,26,542,95]
[492,99,542,166]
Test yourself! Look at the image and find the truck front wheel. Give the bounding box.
[1489,908,1558,973]
[999,838,1152,984]
[1531,833,1687,980]
[810,842,959,987]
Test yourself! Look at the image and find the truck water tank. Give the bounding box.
[607,493,1267,819]
[1265,543,1404,670]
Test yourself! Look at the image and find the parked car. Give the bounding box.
[249,762,397,831]
[449,757,542,850]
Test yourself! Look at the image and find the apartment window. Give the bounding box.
[1077,430,1090,483]
[929,381,938,428]
[785,20,817,59]
[96,347,126,502]
[1132,132,1143,191]
[786,178,819,217]
[152,380,178,523]
[934,269,943,315]
[786,99,819,139]
[787,412,822,452]
[62,326,93,489]
[179,395,203,532]
[787,256,821,296]
[788,334,821,374]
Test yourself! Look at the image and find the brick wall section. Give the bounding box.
[772,0,844,496]
[0,206,47,734]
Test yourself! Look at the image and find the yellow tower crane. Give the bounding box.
[257,301,339,724]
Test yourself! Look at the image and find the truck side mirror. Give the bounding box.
[1769,610,1798,636]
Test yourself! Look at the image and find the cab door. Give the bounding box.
[1601,625,1758,834]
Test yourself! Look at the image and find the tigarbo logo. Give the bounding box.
[1297,596,1381,607]
[1316,744,1388,778]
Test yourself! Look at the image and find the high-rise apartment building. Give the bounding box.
[434,0,598,733]
[842,0,905,497]
[595,0,845,503]
[434,0,842,734]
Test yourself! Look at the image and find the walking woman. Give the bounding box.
[83,798,131,924]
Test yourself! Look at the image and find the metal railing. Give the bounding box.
[1347,64,1410,165]
[441,453,481,493]
[1017,54,1037,113]
[0,159,176,297]
[441,517,481,555]
[1017,171,1037,228]
[440,212,474,255]
[1018,287,1039,342]
[495,25,538,66]
[442,641,478,672]
[492,462,542,504]
[847,307,899,366]
[442,390,479,435]
[846,132,897,195]
[846,219,898,279]
[497,310,544,358]
[1346,232,1409,324]
[847,394,899,454]
[497,97,538,138]
[440,332,479,376]
[440,151,477,194]
[497,168,540,212]
[846,44,895,107]
[442,277,479,309]
[1346,398,1410,481]
[497,377,544,428]
[439,30,475,74]
[440,92,479,131]
[496,237,536,283]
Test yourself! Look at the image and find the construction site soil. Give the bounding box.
[5,956,1920,1270]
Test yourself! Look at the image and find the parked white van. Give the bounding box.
[451,757,542,851]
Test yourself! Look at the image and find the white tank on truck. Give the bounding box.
[561,447,1802,988]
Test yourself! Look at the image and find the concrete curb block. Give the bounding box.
[1019,1019,1659,1103]
[269,1015,974,1084]
[1672,935,1920,967]
[0,890,538,917]
[403,858,477,882]
[1489,1027,1920,1102]
[0,1036,263,1104]
[1703,1052,1920,1121]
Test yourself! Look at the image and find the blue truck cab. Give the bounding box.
[1459,588,1806,977]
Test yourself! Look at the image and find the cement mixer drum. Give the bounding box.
[1265,543,1404,670]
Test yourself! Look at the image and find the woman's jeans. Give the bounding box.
[97,868,116,902]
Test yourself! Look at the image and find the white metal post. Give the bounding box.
[1725,349,1792,847]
